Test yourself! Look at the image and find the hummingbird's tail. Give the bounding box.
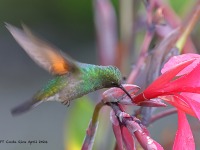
[11,99,42,116]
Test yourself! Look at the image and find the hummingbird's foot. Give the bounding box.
[62,100,70,107]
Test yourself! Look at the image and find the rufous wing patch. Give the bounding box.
[48,51,69,75]
[6,23,80,75]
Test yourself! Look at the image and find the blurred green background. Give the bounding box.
[0,0,200,150]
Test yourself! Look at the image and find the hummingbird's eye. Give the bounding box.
[111,82,118,87]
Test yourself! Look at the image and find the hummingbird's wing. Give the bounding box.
[6,23,80,75]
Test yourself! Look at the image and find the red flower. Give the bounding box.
[134,53,200,118]
[132,53,200,149]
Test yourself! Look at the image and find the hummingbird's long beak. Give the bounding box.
[119,84,132,100]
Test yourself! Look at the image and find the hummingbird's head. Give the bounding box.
[103,66,132,100]
[102,66,122,88]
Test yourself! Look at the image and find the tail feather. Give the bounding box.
[11,100,42,116]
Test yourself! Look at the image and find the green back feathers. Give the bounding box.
[35,76,67,100]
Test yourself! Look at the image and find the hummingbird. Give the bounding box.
[6,23,132,116]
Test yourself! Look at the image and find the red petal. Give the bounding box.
[145,59,194,94]
[173,110,195,150]
[159,95,196,117]
[161,53,200,75]
[133,60,195,103]
[181,93,200,121]
[163,62,200,93]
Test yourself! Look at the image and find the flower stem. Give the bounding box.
[150,108,177,124]
[82,101,104,150]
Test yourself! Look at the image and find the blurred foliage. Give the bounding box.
[169,0,194,16]
[0,0,121,42]
[0,0,94,34]
[64,97,93,150]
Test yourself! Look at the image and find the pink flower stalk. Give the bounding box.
[94,0,117,65]
[110,106,164,150]
[132,53,200,149]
